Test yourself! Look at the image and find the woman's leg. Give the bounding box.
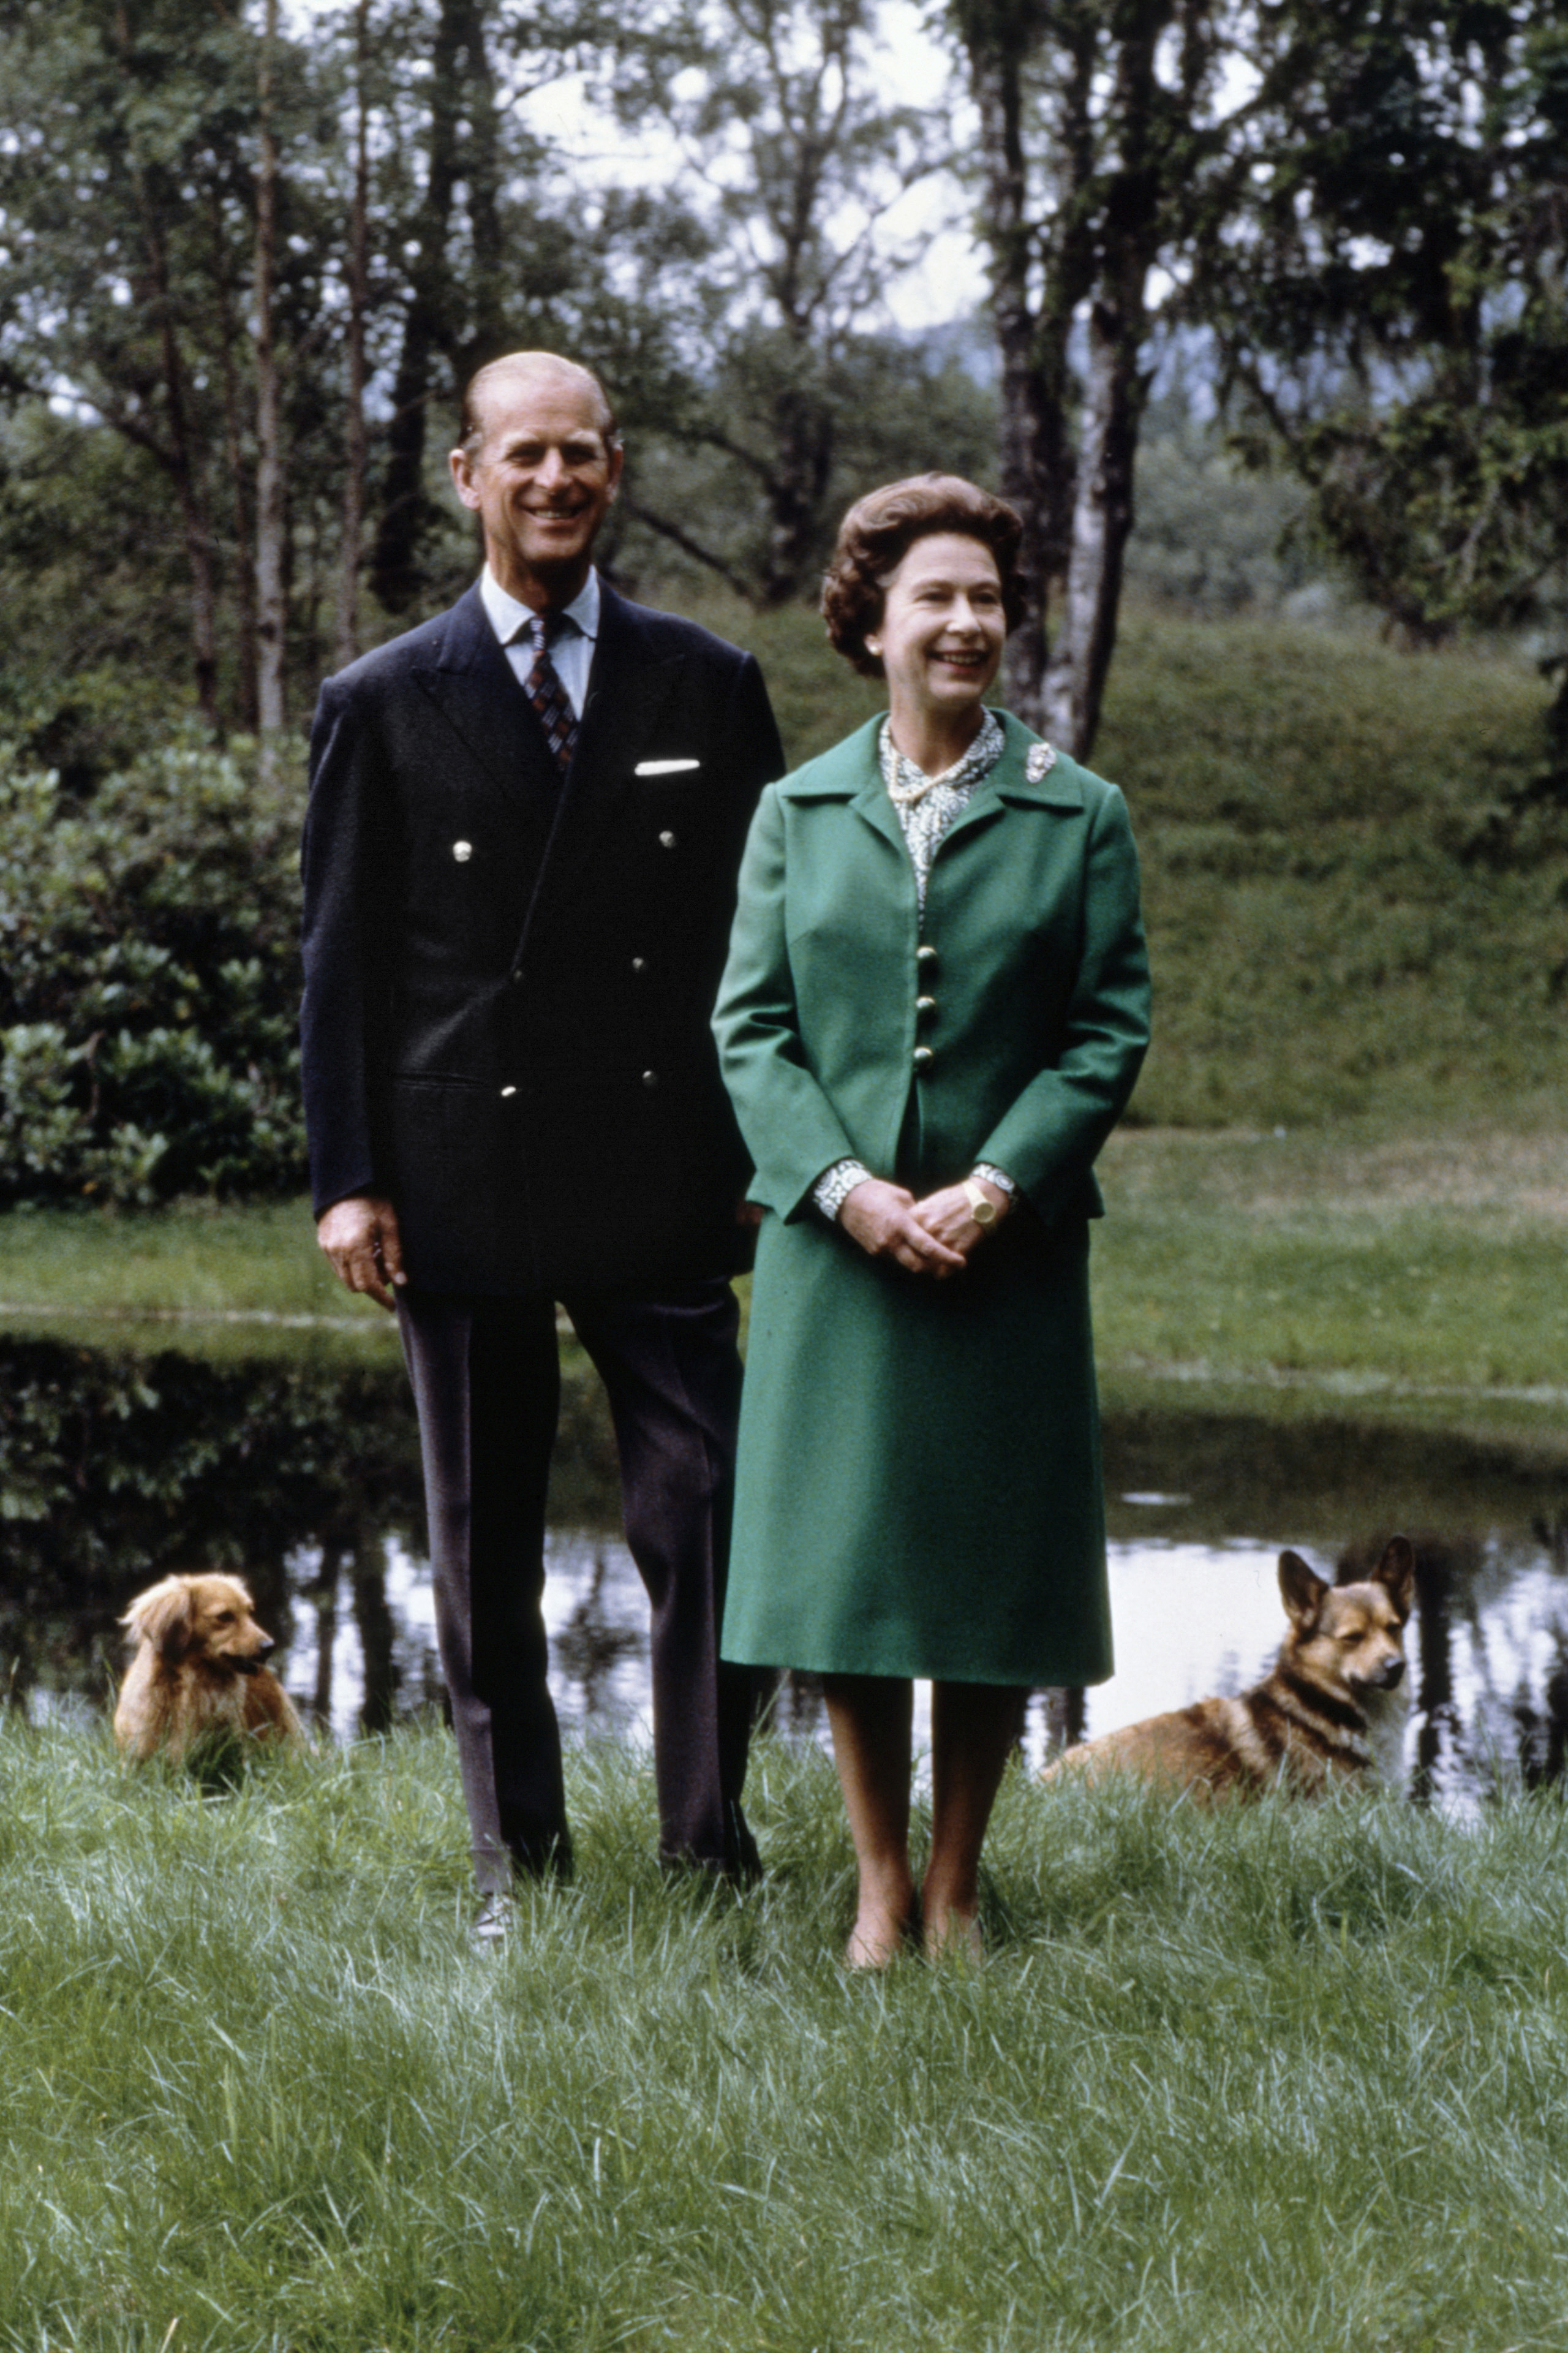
[923,1681,1028,1958]
[822,1673,916,1968]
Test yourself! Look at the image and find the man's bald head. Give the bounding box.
[459,353,620,463]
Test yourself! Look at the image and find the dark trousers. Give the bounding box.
[398,1279,758,1894]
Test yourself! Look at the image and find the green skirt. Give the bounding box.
[722,1208,1113,1686]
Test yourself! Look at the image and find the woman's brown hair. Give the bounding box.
[821,475,1025,678]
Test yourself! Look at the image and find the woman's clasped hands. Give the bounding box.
[838,1176,1008,1275]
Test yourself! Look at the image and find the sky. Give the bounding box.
[509,0,982,333]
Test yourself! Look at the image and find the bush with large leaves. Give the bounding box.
[0,739,307,1203]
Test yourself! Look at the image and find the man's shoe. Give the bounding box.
[470,1891,511,1949]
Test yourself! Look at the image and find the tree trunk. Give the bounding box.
[971,36,1052,729]
[254,0,287,766]
[1040,2,1165,760]
[966,13,1092,733]
[758,380,835,606]
[370,0,472,612]
[113,4,219,726]
[335,0,371,672]
[209,186,258,730]
[1042,293,1143,758]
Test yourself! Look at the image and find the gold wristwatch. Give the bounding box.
[962,1179,998,1229]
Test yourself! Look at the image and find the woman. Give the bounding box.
[714,476,1150,1965]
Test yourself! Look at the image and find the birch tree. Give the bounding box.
[949,0,1232,757]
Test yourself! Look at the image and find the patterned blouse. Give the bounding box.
[812,711,1016,1223]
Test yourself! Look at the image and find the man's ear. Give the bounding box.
[449,447,482,512]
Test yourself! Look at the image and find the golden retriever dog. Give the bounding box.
[113,1573,304,1762]
[1044,1535,1415,1800]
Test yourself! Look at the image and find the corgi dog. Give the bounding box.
[1045,1536,1415,1799]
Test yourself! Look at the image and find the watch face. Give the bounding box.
[967,1187,997,1227]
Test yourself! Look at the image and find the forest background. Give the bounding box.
[0,0,1565,1206]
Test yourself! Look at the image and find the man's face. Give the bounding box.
[450,366,624,607]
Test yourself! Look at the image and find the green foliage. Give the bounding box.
[615,328,1002,606]
[1214,0,1568,648]
[1124,382,1321,619]
[6,1723,1568,2349]
[0,739,307,1204]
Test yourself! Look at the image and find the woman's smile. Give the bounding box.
[867,531,1008,757]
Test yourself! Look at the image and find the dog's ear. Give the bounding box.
[1373,1534,1417,1622]
[1278,1549,1329,1631]
[123,1577,194,1660]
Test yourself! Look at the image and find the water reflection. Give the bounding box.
[4,1334,1568,1808]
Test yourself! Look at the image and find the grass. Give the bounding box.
[1091,1120,1568,1457]
[6,1114,1567,1463]
[0,1198,399,1358]
[1099,610,1564,1132]
[6,1718,1568,2349]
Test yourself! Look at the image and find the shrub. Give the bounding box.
[0,736,307,1203]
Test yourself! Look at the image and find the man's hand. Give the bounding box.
[839,1179,967,1277]
[317,1193,406,1311]
[911,1176,1009,1261]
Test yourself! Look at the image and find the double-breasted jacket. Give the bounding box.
[301,581,784,1296]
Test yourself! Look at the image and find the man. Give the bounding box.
[301,352,783,1925]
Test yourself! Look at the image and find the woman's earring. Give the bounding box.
[865,636,881,657]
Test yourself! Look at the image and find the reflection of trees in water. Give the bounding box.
[1517,1515,1568,1789]
[292,1553,405,1741]
[550,1547,646,1729]
[0,1334,424,1722]
[766,1671,825,1739]
[10,1334,1568,1802]
[1036,1685,1087,1758]
[1340,1525,1568,1800]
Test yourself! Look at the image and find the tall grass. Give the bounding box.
[6,1719,1568,2350]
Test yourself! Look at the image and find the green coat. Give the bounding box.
[712,712,1152,1687]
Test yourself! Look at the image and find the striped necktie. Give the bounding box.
[523,612,578,776]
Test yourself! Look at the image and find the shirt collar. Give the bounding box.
[479,564,601,647]
[877,708,1005,803]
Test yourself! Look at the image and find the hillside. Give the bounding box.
[688,594,1564,1133]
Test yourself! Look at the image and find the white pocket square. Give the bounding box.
[635,757,701,776]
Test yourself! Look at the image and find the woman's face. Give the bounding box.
[867,532,1007,730]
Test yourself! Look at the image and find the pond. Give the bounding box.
[5,1332,1567,1811]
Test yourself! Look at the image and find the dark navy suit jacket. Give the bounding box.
[300,580,784,1294]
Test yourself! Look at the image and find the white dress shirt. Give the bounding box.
[478,565,600,718]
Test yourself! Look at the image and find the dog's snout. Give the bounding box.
[1375,1655,1406,1689]
[256,1637,277,1662]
